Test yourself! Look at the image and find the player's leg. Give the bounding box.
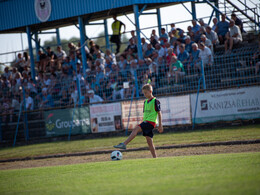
[114,125,142,149]
[145,136,157,158]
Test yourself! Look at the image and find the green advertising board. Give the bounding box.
[44,107,91,136]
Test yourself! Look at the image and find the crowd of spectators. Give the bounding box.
[0,13,257,121]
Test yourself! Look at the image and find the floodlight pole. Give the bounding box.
[78,16,87,78]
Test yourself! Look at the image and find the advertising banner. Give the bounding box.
[45,107,91,136]
[121,95,191,129]
[191,86,260,123]
[90,103,122,133]
[121,100,144,130]
[160,95,191,125]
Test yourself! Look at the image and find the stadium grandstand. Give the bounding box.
[0,0,259,145]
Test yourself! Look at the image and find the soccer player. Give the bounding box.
[114,84,163,158]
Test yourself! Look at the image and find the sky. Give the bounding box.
[0,1,258,66]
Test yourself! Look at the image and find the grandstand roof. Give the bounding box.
[0,0,194,34]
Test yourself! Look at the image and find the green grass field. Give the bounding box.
[0,152,259,195]
[0,124,260,160]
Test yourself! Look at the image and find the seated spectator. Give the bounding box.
[102,80,113,101]
[171,27,180,39]
[56,46,67,69]
[191,20,201,36]
[69,84,78,105]
[144,44,154,59]
[2,97,11,123]
[188,43,201,74]
[88,89,103,103]
[151,50,159,64]
[89,40,96,55]
[225,19,243,54]
[39,88,54,109]
[124,71,135,99]
[184,36,194,54]
[200,34,213,54]
[155,43,165,58]
[60,90,70,106]
[105,49,116,64]
[129,30,138,45]
[95,66,105,88]
[112,73,125,100]
[166,48,176,68]
[159,28,168,45]
[141,38,148,54]
[199,19,209,29]
[151,29,159,41]
[168,55,185,84]
[118,55,128,70]
[13,53,25,73]
[198,42,213,72]
[10,95,20,122]
[46,47,58,71]
[23,52,31,68]
[206,26,219,51]
[212,17,218,31]
[104,57,113,70]
[124,38,138,56]
[178,44,189,68]
[187,26,195,41]
[62,56,71,74]
[250,46,260,75]
[25,92,34,111]
[68,42,78,56]
[150,35,159,48]
[3,67,11,80]
[216,14,230,44]
[231,13,244,33]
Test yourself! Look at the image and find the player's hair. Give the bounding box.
[142,84,153,92]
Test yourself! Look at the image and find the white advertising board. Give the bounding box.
[121,100,144,130]
[90,103,122,133]
[191,86,260,123]
[160,95,191,125]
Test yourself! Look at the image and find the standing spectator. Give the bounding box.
[198,42,213,71]
[225,19,243,54]
[23,52,31,68]
[212,17,218,31]
[231,13,244,33]
[25,92,34,111]
[110,14,126,54]
[46,47,58,71]
[215,14,230,44]
[68,42,78,56]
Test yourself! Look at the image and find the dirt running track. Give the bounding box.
[1,143,260,170]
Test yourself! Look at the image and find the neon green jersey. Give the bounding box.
[143,98,158,123]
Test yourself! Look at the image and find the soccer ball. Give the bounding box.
[111,150,123,161]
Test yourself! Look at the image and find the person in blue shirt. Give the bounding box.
[188,43,200,74]
[216,14,230,44]
[178,44,189,68]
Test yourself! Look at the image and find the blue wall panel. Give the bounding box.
[0,0,193,32]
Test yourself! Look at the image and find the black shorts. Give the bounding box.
[139,121,154,138]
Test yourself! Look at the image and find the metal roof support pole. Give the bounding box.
[78,16,87,78]
[191,2,197,20]
[104,19,110,49]
[56,28,61,46]
[156,8,162,37]
[26,26,36,81]
[133,4,143,60]
[34,31,40,62]
[214,0,220,21]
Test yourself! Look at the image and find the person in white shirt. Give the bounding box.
[225,19,243,54]
[25,93,34,110]
[88,90,103,103]
[198,42,213,72]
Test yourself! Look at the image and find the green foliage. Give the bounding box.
[0,152,259,194]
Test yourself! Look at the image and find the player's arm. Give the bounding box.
[157,111,163,133]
